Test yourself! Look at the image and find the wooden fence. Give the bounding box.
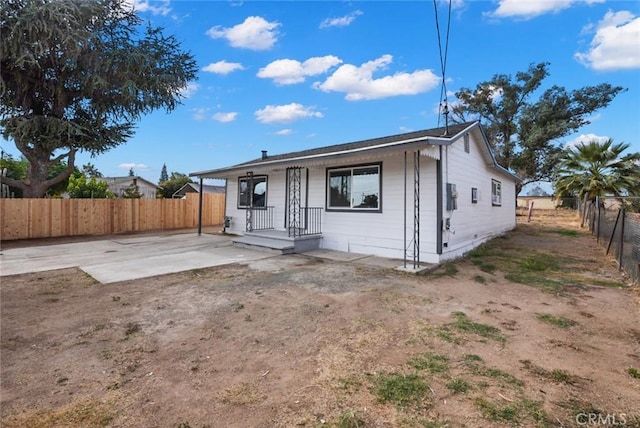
[0,193,225,241]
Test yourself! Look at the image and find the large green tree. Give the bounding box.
[554,139,640,202]
[451,62,625,193]
[158,172,192,198]
[0,0,197,197]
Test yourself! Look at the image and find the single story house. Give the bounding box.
[190,121,519,267]
[98,176,159,199]
[172,182,225,198]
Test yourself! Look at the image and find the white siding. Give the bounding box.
[438,132,517,261]
[221,136,517,263]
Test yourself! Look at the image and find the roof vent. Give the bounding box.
[261,150,268,160]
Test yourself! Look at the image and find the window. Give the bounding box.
[464,133,470,153]
[491,179,502,206]
[327,164,381,211]
[471,187,478,203]
[238,175,267,208]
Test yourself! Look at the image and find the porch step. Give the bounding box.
[232,230,321,255]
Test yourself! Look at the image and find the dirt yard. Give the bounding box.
[1,211,639,427]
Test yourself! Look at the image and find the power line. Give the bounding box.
[433,0,452,134]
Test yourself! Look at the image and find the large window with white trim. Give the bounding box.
[238,175,267,208]
[491,179,502,206]
[327,163,381,211]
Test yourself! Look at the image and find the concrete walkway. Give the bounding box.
[0,233,275,284]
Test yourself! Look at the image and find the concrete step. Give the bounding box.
[232,231,322,254]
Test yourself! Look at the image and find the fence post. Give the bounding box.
[606,209,622,255]
[596,196,601,243]
[618,208,626,271]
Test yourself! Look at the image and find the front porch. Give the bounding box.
[232,205,323,254]
[232,229,322,254]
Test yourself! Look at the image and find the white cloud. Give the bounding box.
[255,103,323,124]
[275,129,293,135]
[575,11,640,71]
[119,163,148,171]
[124,0,171,16]
[191,107,209,121]
[489,0,604,19]
[319,10,363,29]
[564,133,610,149]
[202,60,245,75]
[213,112,238,123]
[313,55,440,101]
[206,16,280,50]
[179,82,199,99]
[257,56,342,85]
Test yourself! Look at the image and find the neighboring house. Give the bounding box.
[99,176,159,199]
[190,121,519,266]
[517,196,558,210]
[172,182,225,198]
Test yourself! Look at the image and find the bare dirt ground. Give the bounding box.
[1,211,639,427]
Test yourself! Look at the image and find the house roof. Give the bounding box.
[191,121,519,182]
[99,176,160,189]
[172,182,225,197]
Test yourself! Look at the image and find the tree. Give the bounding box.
[451,62,625,193]
[82,163,103,178]
[554,139,640,202]
[159,163,169,184]
[0,0,197,197]
[128,168,135,177]
[0,154,27,197]
[158,172,192,198]
[121,183,142,199]
[527,185,549,197]
[67,172,114,199]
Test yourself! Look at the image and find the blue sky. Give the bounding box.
[2,0,639,189]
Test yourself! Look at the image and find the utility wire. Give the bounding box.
[433,0,452,134]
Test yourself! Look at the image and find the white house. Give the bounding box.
[190,121,519,267]
[98,176,159,199]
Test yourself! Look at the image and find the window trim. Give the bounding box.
[325,162,382,213]
[463,133,470,153]
[237,175,268,209]
[491,179,502,206]
[471,187,478,204]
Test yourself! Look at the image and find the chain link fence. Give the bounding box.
[585,196,640,284]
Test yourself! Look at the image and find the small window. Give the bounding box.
[491,179,502,206]
[464,133,470,153]
[471,187,478,203]
[327,164,381,211]
[238,175,267,208]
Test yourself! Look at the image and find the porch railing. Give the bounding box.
[289,206,322,237]
[249,206,275,231]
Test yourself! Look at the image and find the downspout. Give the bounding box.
[197,177,203,236]
[403,151,407,268]
[436,146,443,255]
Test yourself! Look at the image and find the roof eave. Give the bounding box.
[191,123,477,179]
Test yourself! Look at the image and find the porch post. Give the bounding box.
[413,151,420,269]
[287,167,301,237]
[245,171,253,232]
[197,177,203,236]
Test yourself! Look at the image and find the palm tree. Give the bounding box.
[554,139,640,201]
[554,139,640,222]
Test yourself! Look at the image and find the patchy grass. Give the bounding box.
[535,313,577,329]
[521,360,579,385]
[445,378,471,394]
[1,398,114,428]
[552,228,580,237]
[463,358,524,387]
[372,373,430,408]
[406,353,449,374]
[473,275,487,284]
[450,311,506,344]
[628,367,640,379]
[428,262,459,278]
[475,397,547,426]
[331,409,365,428]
